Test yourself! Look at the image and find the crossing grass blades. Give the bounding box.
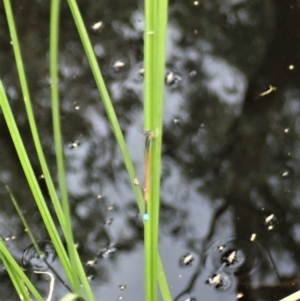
[0,0,170,300]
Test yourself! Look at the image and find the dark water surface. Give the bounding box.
[1,0,300,300]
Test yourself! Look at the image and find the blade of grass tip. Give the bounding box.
[0,80,76,292]
[2,0,70,248]
[144,0,169,300]
[50,0,85,296]
[0,239,44,301]
[157,256,172,301]
[66,0,145,213]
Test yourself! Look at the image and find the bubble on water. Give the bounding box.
[205,270,232,290]
[204,237,261,276]
[22,240,57,271]
[179,253,194,267]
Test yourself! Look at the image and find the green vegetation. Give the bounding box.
[0,0,170,301]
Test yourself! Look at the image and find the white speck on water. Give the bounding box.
[282,171,289,177]
[250,233,256,241]
[265,214,274,224]
[113,60,125,69]
[91,21,103,31]
[289,65,295,70]
[284,127,290,133]
[237,292,244,298]
[119,285,126,291]
[133,178,139,185]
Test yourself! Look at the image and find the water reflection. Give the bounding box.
[0,0,300,300]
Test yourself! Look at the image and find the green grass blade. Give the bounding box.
[2,0,69,244]
[50,0,85,296]
[6,185,42,257]
[144,0,169,300]
[0,238,44,301]
[0,81,75,291]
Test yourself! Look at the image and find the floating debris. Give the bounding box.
[98,246,117,258]
[256,85,277,99]
[113,60,126,70]
[119,285,127,291]
[179,253,194,267]
[86,258,97,266]
[222,249,239,266]
[250,233,256,241]
[87,274,95,282]
[138,68,145,76]
[91,21,103,32]
[218,245,225,252]
[105,218,113,226]
[265,213,276,230]
[173,117,181,124]
[282,170,290,178]
[166,71,182,86]
[237,292,244,299]
[68,140,80,149]
[206,271,231,290]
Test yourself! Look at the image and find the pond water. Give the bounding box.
[1,0,300,300]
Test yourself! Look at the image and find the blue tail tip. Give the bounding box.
[143,213,149,221]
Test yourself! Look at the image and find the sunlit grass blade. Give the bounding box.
[0,238,44,301]
[144,0,169,300]
[0,80,75,291]
[50,0,88,297]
